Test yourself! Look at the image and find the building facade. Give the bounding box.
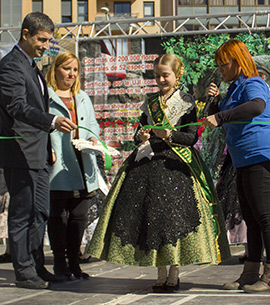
[2,0,270,27]
[1,0,270,42]
[176,0,270,30]
[21,0,161,28]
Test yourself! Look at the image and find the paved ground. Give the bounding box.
[0,244,269,305]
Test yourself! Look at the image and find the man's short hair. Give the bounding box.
[20,12,54,41]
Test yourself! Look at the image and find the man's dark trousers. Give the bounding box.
[5,166,50,281]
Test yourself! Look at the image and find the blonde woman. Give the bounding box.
[46,52,100,280]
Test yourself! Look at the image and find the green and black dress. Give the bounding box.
[88,89,230,267]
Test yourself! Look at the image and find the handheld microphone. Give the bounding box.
[202,80,221,116]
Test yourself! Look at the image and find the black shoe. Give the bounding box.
[0,253,12,263]
[15,275,48,289]
[239,255,248,264]
[37,267,63,283]
[69,261,89,279]
[165,278,180,292]
[54,274,72,282]
[152,282,166,293]
[78,256,91,264]
[54,259,72,281]
[75,272,89,279]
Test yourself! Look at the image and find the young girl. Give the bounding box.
[88,53,230,292]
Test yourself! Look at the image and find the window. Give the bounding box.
[61,0,72,23]
[241,0,270,4]
[144,2,154,25]
[178,0,207,4]
[114,1,131,15]
[241,0,255,3]
[257,0,270,4]
[32,0,43,12]
[78,0,88,22]
[209,0,239,5]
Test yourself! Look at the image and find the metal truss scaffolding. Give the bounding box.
[1,10,270,43]
[56,9,270,41]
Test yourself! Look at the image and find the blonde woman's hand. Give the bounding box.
[52,151,56,164]
[88,137,98,146]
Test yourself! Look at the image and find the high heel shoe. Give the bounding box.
[165,278,180,292]
[69,261,89,279]
[0,253,11,263]
[53,259,72,281]
[152,266,167,292]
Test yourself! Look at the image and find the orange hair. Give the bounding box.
[215,39,258,78]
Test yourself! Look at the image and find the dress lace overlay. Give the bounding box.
[111,141,200,252]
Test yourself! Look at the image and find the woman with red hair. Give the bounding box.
[205,39,270,293]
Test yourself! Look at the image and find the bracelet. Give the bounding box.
[167,132,173,144]
[135,127,145,142]
[166,132,180,146]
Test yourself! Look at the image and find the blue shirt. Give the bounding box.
[219,74,270,168]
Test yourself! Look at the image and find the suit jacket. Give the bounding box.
[0,46,54,169]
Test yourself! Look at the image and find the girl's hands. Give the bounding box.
[139,128,151,143]
[152,128,171,139]
[138,127,171,142]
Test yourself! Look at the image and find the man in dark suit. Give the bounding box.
[0,12,77,289]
